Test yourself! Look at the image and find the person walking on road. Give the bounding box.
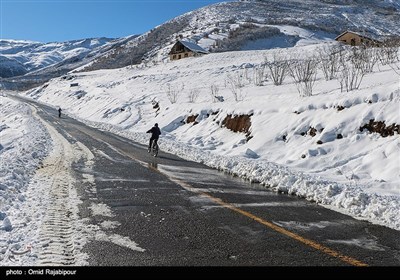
[58,107,62,118]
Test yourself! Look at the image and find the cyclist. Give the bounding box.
[146,123,161,153]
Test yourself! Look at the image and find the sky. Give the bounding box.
[0,0,230,43]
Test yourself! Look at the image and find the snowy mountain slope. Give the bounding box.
[21,41,400,229]
[1,0,399,89]
[81,0,400,72]
[0,55,28,78]
[0,36,142,90]
[26,35,140,76]
[0,38,113,77]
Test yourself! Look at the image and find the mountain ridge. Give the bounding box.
[1,0,399,90]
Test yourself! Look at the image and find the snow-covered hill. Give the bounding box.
[0,38,114,78]
[81,0,400,71]
[0,55,28,77]
[0,36,145,90]
[19,40,400,230]
[2,0,399,91]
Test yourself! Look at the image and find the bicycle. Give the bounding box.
[149,141,159,157]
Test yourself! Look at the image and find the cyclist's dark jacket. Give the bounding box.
[147,126,161,139]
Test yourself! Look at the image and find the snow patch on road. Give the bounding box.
[94,232,146,252]
[327,237,386,251]
[89,203,115,218]
[100,220,121,230]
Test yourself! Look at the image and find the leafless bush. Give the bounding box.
[378,46,399,65]
[243,68,253,84]
[229,83,246,101]
[166,83,183,104]
[226,75,246,101]
[253,64,266,86]
[349,46,379,73]
[378,39,400,75]
[316,45,342,80]
[226,72,246,89]
[264,51,289,86]
[288,58,319,97]
[384,51,400,76]
[210,84,222,102]
[337,47,369,92]
[363,47,380,73]
[187,88,200,103]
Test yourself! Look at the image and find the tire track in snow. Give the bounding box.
[31,104,146,265]
[31,106,90,266]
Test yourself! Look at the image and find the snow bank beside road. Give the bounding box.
[0,96,52,228]
[0,95,52,263]
[78,118,400,231]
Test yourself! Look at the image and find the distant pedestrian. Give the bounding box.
[58,107,62,118]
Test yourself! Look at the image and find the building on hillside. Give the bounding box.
[169,40,209,61]
[335,30,382,47]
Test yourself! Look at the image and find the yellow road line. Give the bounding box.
[164,175,368,267]
[93,138,368,267]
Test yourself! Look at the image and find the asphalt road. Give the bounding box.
[21,97,400,266]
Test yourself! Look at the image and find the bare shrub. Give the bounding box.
[264,51,289,86]
[379,46,399,66]
[226,75,246,101]
[188,88,200,103]
[166,83,183,104]
[363,47,380,73]
[337,47,370,92]
[379,37,400,66]
[210,84,222,102]
[386,47,400,76]
[316,44,342,80]
[379,39,400,75]
[253,64,266,86]
[226,72,246,89]
[243,68,253,85]
[288,58,319,97]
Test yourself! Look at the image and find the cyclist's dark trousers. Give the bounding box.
[149,137,158,149]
